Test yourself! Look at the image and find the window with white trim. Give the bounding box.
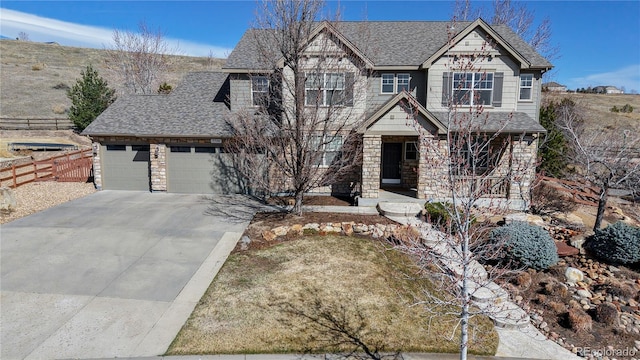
[453,72,493,106]
[397,73,410,92]
[251,76,269,106]
[381,74,395,93]
[311,134,342,166]
[519,74,533,101]
[404,141,418,160]
[305,73,345,106]
[381,73,411,94]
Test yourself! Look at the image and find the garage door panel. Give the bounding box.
[167,146,242,194]
[102,145,150,191]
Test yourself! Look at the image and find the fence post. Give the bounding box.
[12,163,17,188]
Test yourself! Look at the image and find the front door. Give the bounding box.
[382,143,402,184]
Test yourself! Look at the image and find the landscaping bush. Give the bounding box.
[585,222,640,265]
[568,306,592,332]
[489,221,558,270]
[594,303,618,326]
[424,201,475,232]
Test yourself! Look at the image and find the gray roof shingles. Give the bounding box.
[86,21,550,138]
[83,72,232,137]
[431,111,546,133]
[224,21,552,69]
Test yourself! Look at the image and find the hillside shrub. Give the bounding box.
[610,104,634,113]
[52,82,70,90]
[585,222,640,264]
[489,221,558,270]
[158,82,173,94]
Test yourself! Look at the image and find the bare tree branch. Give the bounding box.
[106,22,176,94]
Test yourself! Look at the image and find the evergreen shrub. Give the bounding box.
[585,222,640,264]
[489,221,558,270]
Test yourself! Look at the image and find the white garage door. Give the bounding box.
[101,144,150,191]
[167,145,243,194]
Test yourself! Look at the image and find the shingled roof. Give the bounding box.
[224,20,552,70]
[431,111,546,133]
[83,72,232,137]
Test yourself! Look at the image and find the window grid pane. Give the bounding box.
[453,72,493,106]
[397,74,410,92]
[381,74,394,93]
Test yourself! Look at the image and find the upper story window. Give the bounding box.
[381,74,395,93]
[251,76,269,106]
[519,74,533,101]
[305,72,345,106]
[397,74,410,92]
[381,73,411,94]
[453,72,493,106]
[310,134,343,166]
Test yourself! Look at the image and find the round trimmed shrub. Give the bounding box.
[489,221,558,270]
[585,222,640,265]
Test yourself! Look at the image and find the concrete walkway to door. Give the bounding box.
[1,191,261,360]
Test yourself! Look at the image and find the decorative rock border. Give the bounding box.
[261,222,413,242]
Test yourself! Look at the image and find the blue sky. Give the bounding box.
[1,1,639,92]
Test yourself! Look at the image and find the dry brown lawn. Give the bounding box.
[167,235,498,356]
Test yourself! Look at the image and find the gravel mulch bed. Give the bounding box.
[0,182,96,224]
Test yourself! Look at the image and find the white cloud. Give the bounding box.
[568,64,640,93]
[0,8,232,57]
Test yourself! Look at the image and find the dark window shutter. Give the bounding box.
[345,72,354,106]
[442,72,452,107]
[493,72,504,107]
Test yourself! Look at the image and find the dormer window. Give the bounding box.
[251,76,269,106]
[381,73,411,94]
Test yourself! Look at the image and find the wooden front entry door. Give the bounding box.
[382,143,402,184]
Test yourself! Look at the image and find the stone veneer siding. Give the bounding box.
[91,142,102,190]
[361,135,382,198]
[417,136,449,200]
[150,143,167,192]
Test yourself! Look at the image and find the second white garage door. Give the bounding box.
[166,145,243,194]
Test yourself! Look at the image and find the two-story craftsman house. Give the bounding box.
[84,19,551,209]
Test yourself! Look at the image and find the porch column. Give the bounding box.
[509,136,538,210]
[418,136,449,201]
[150,142,167,192]
[361,134,381,198]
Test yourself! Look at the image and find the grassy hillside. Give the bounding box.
[0,39,224,118]
[544,92,640,132]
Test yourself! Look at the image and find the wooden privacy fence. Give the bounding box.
[539,176,600,206]
[0,117,74,130]
[0,149,92,188]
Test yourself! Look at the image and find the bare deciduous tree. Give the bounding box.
[554,99,640,231]
[17,31,30,41]
[106,22,175,94]
[393,22,536,360]
[225,0,369,215]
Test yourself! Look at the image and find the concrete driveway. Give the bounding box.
[1,191,257,360]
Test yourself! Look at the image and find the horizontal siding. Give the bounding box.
[229,74,252,111]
